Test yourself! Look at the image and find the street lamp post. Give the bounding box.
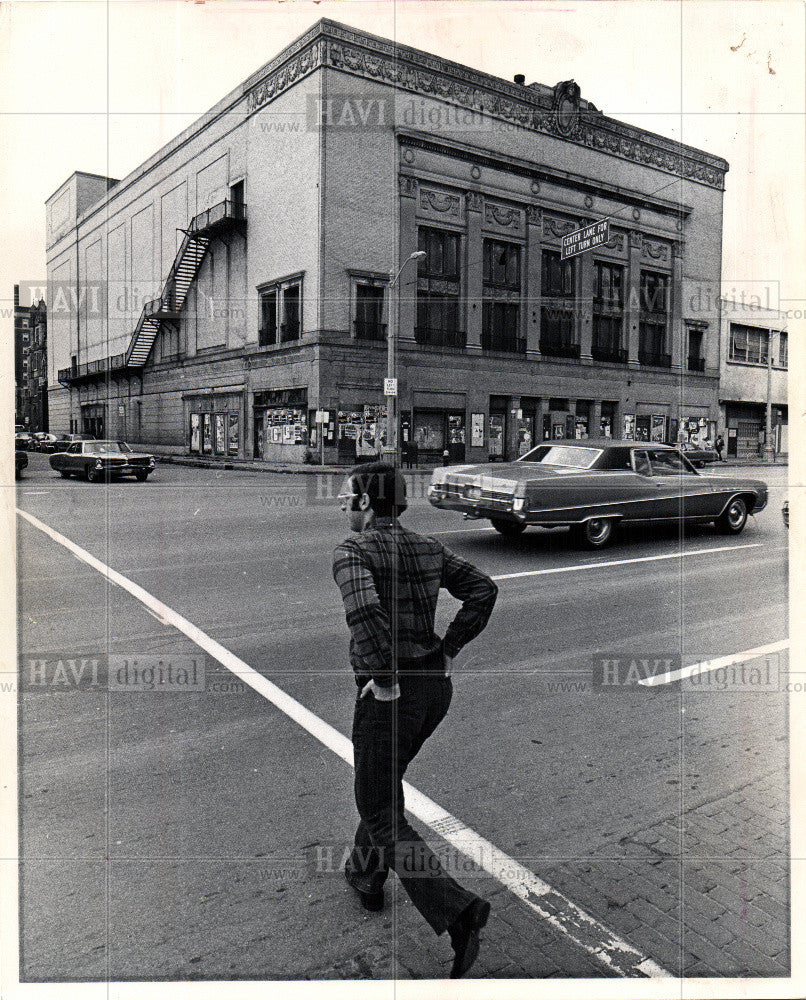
[383,250,426,467]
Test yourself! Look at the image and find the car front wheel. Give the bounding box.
[86,467,99,483]
[716,497,748,534]
[490,518,526,537]
[572,517,615,549]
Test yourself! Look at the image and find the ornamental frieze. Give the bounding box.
[543,216,578,239]
[484,202,522,231]
[419,187,461,217]
[245,28,726,190]
[641,239,671,262]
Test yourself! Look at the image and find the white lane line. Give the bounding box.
[492,543,761,581]
[22,491,50,495]
[17,507,668,978]
[428,525,496,535]
[639,639,789,687]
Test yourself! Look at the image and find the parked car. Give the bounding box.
[31,432,59,452]
[15,450,28,479]
[428,439,768,548]
[680,442,720,467]
[15,431,32,450]
[50,440,156,482]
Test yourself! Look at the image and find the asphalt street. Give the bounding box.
[14,451,789,980]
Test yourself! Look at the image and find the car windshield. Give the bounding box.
[93,441,131,454]
[518,444,602,469]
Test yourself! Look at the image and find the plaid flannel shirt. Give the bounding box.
[333,519,498,686]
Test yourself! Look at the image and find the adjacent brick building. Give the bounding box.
[14,285,48,433]
[718,298,788,458]
[46,19,728,464]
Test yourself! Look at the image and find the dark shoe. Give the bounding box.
[448,898,491,978]
[344,867,384,912]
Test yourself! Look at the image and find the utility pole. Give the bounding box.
[764,333,774,463]
[383,250,426,467]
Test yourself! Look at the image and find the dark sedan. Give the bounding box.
[428,439,768,548]
[50,440,156,482]
[680,442,720,467]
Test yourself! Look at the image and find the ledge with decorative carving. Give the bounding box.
[243,20,727,190]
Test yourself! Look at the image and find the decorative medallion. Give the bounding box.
[403,148,415,164]
[632,208,641,222]
[470,165,481,180]
[584,194,594,209]
[530,180,540,194]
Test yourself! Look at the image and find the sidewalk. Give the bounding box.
[299,767,788,979]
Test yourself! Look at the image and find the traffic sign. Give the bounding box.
[561,219,610,260]
[384,378,398,397]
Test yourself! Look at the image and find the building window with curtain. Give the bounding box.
[482,239,523,353]
[416,227,464,348]
[777,331,787,368]
[592,261,626,363]
[638,270,671,367]
[540,249,578,357]
[729,323,769,364]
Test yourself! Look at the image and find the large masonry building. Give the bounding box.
[47,19,728,464]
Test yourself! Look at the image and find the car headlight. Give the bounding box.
[513,497,525,512]
[148,457,155,467]
[95,459,103,469]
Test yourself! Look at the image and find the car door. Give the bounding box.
[647,448,714,518]
[619,448,677,519]
[65,442,83,473]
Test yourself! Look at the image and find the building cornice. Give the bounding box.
[246,19,728,191]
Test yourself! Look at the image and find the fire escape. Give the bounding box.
[58,198,247,386]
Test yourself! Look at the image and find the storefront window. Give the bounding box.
[489,413,505,457]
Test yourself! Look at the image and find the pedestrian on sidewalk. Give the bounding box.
[715,433,725,461]
[333,462,498,978]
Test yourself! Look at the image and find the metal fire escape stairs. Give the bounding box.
[124,199,246,369]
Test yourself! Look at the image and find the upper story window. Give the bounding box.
[540,250,577,357]
[778,331,788,368]
[730,323,768,364]
[416,227,464,348]
[687,327,705,371]
[354,281,387,342]
[639,270,670,367]
[592,261,625,362]
[482,240,523,353]
[258,276,302,347]
[542,250,574,298]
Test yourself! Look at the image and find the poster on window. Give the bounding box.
[202,413,212,453]
[471,413,484,448]
[190,413,200,453]
[228,413,239,455]
[651,415,666,442]
[448,414,465,444]
[215,413,226,454]
[489,414,504,457]
[623,414,635,440]
[575,416,588,439]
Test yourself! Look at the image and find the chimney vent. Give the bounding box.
[514,74,526,86]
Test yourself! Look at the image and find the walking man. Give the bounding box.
[333,462,498,977]
[715,433,725,461]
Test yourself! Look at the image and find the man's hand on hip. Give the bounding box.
[360,679,401,701]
